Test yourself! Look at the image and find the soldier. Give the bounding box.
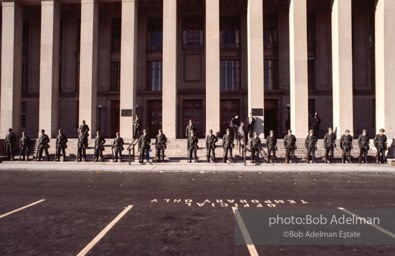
[79,120,90,138]
[133,115,142,140]
[238,122,248,148]
[340,130,353,163]
[155,129,167,162]
[19,131,31,161]
[266,130,278,163]
[188,130,199,163]
[323,127,337,163]
[36,129,50,161]
[94,131,106,162]
[76,131,88,162]
[4,128,17,160]
[358,129,370,164]
[206,129,218,163]
[374,128,387,164]
[138,129,150,163]
[55,129,68,161]
[284,129,297,163]
[229,115,240,142]
[250,132,261,164]
[112,132,124,162]
[185,119,196,150]
[247,113,256,138]
[305,129,318,163]
[223,128,235,163]
[313,112,321,137]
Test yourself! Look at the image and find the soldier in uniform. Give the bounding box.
[79,120,90,138]
[112,132,124,162]
[4,128,17,160]
[36,129,50,161]
[305,129,318,163]
[250,132,261,164]
[55,129,68,161]
[313,112,321,137]
[188,130,199,163]
[76,131,88,162]
[155,129,167,162]
[238,122,248,148]
[133,115,142,140]
[94,131,106,162]
[358,129,370,164]
[229,115,240,143]
[185,119,196,151]
[247,113,256,138]
[206,129,218,163]
[223,128,235,163]
[374,128,387,164]
[323,127,337,163]
[19,131,31,161]
[138,129,150,163]
[284,129,297,163]
[266,130,278,163]
[340,130,353,163]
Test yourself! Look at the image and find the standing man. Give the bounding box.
[4,128,17,161]
[266,130,278,163]
[340,130,353,163]
[358,129,370,164]
[133,115,142,140]
[138,129,150,163]
[155,129,167,162]
[229,115,240,143]
[247,113,256,138]
[222,128,235,163]
[323,127,337,163]
[250,132,261,164]
[238,122,248,148]
[305,129,318,163]
[79,120,90,138]
[55,129,68,161]
[36,129,50,161]
[76,131,88,162]
[19,131,31,161]
[188,130,199,163]
[284,129,297,163]
[374,128,387,164]
[312,112,321,137]
[94,131,106,162]
[185,119,196,151]
[206,129,218,163]
[112,132,124,162]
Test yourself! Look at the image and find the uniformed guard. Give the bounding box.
[76,131,88,162]
[374,128,387,164]
[284,129,297,163]
[4,128,17,161]
[229,115,240,143]
[79,120,90,139]
[340,129,353,163]
[222,128,235,163]
[19,131,31,161]
[247,113,256,138]
[188,130,199,163]
[250,132,261,164]
[238,122,248,149]
[323,127,337,163]
[155,129,167,162]
[305,129,317,163]
[36,129,50,161]
[55,129,68,161]
[112,132,124,162]
[138,129,150,163]
[94,131,106,162]
[206,129,218,163]
[133,115,142,139]
[266,130,278,163]
[358,129,370,164]
[185,119,196,151]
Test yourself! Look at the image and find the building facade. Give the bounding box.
[0,0,394,139]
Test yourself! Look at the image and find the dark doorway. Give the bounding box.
[264,99,278,137]
[183,100,204,138]
[147,100,162,138]
[220,99,240,136]
[110,100,120,137]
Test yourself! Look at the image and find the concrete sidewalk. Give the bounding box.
[1,161,395,173]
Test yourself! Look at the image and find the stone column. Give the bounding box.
[79,0,98,136]
[205,0,220,135]
[120,0,137,139]
[39,0,60,138]
[376,0,395,139]
[162,0,177,138]
[332,0,353,136]
[289,0,308,138]
[0,2,23,137]
[247,0,264,136]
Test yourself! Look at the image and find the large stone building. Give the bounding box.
[0,0,394,139]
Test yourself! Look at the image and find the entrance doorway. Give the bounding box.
[110,100,120,137]
[220,99,240,136]
[182,100,204,138]
[264,99,278,137]
[147,100,162,138]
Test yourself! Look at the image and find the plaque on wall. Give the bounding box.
[251,108,264,116]
[121,109,133,117]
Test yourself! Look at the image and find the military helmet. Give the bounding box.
[380,128,385,132]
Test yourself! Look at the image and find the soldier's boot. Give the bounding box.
[342,155,345,164]
[358,157,362,164]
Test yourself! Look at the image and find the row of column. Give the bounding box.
[1,0,395,139]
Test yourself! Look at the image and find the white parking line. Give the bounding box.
[0,199,46,219]
[232,207,259,256]
[338,207,395,239]
[77,205,134,256]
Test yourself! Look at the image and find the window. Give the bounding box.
[308,59,316,90]
[220,16,240,49]
[182,17,204,49]
[264,14,278,50]
[220,60,240,91]
[111,17,121,53]
[264,59,278,90]
[147,18,162,52]
[148,61,162,92]
[110,61,120,91]
[21,102,27,128]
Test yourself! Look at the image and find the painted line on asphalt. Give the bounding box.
[77,205,134,256]
[232,207,259,256]
[338,207,395,239]
[0,199,46,219]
